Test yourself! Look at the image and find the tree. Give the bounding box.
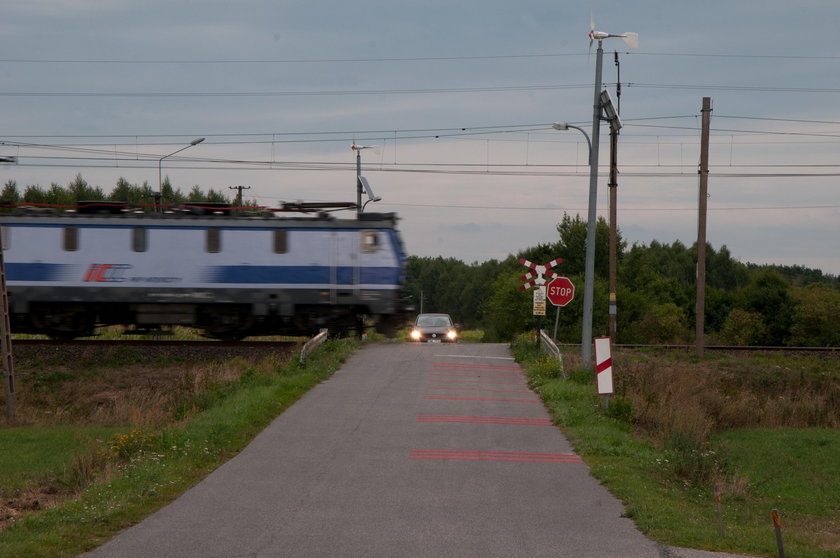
[67,174,104,201]
[737,271,794,346]
[716,309,768,346]
[636,302,690,344]
[109,177,155,209]
[1,180,20,211]
[554,213,616,279]
[481,262,534,342]
[789,285,840,346]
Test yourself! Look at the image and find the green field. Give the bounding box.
[514,337,840,558]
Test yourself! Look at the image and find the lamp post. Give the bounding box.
[552,123,591,159]
[552,111,599,369]
[157,137,205,212]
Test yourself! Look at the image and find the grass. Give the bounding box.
[0,426,124,494]
[4,333,838,557]
[512,335,840,558]
[0,337,358,558]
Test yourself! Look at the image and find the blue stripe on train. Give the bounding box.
[5,262,401,286]
[202,265,401,285]
[6,263,76,281]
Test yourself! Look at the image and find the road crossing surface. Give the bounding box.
[84,343,748,558]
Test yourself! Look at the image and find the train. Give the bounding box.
[0,201,409,340]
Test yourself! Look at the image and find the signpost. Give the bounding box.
[533,286,546,316]
[518,258,562,344]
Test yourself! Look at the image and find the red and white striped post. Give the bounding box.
[594,337,613,408]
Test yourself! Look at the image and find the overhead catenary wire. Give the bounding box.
[2,50,840,64]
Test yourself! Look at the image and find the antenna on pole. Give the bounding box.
[352,141,381,216]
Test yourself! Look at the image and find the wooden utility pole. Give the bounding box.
[229,185,250,207]
[695,97,712,358]
[229,185,251,215]
[608,126,618,345]
[608,50,621,346]
[1,236,16,423]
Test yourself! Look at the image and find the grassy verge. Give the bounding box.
[512,336,840,558]
[0,338,358,558]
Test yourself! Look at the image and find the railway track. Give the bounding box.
[9,338,303,366]
[10,339,301,349]
[617,344,840,356]
[554,342,840,357]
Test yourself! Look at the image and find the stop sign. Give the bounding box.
[546,276,575,306]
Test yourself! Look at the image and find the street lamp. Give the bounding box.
[553,116,599,369]
[552,123,591,161]
[157,137,205,212]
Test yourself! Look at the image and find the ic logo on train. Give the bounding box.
[83,264,132,282]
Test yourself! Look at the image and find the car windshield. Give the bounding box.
[417,315,451,327]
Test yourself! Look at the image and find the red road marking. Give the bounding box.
[427,386,534,394]
[433,363,520,371]
[432,379,525,385]
[424,395,540,403]
[431,372,523,378]
[410,449,582,463]
[432,367,523,376]
[417,415,552,426]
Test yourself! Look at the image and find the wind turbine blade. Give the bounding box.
[590,12,595,32]
[621,32,639,49]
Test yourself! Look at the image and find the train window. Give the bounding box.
[360,230,380,253]
[0,226,7,251]
[206,228,221,253]
[64,226,79,251]
[132,227,147,252]
[273,229,288,254]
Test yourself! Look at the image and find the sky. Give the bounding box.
[1,0,840,275]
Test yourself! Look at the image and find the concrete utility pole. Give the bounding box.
[580,39,604,371]
[695,97,712,358]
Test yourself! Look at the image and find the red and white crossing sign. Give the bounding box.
[546,276,575,306]
[594,337,613,395]
[518,257,563,291]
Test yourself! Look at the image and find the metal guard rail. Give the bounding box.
[539,329,566,378]
[300,329,328,364]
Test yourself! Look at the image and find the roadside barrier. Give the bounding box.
[300,329,328,364]
[539,329,566,378]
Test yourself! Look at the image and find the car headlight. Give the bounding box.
[447,330,457,340]
[410,329,421,340]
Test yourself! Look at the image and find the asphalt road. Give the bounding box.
[83,343,750,558]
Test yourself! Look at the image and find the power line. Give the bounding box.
[2,51,839,65]
[628,83,840,94]
[0,53,584,64]
[0,84,589,98]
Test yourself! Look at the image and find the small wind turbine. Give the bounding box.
[589,14,638,50]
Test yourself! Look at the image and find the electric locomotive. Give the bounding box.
[0,201,408,340]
